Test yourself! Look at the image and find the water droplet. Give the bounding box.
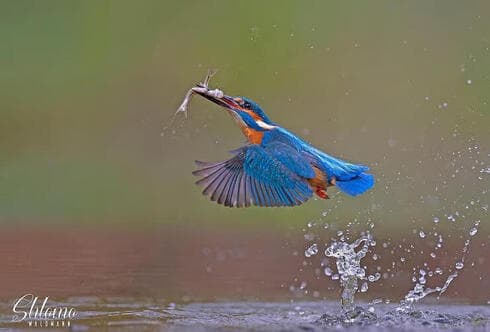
[324,267,333,276]
[430,252,436,258]
[466,79,472,85]
[304,232,315,241]
[419,231,426,238]
[469,227,478,236]
[435,267,443,275]
[455,262,464,270]
[433,217,440,223]
[304,244,318,258]
[438,102,449,109]
[368,273,381,282]
[360,282,369,292]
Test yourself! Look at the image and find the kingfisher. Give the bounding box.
[191,89,374,208]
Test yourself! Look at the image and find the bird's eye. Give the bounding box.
[243,101,251,109]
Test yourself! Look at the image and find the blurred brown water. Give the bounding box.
[0,224,487,304]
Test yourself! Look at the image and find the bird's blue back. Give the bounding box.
[262,127,370,182]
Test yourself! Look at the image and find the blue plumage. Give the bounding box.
[194,143,313,207]
[315,150,369,181]
[262,127,374,196]
[335,172,375,196]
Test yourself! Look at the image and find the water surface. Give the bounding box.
[1,298,488,331]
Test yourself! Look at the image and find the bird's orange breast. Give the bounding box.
[232,108,264,144]
[241,127,264,144]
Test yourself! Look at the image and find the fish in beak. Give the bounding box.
[191,86,241,111]
[175,71,240,117]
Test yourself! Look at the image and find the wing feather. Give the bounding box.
[202,167,228,196]
[218,172,233,205]
[196,166,224,186]
[224,165,241,206]
[210,171,227,201]
[227,171,239,207]
[253,178,264,206]
[193,144,313,208]
[244,175,252,207]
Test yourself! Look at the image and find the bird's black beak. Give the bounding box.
[191,87,241,112]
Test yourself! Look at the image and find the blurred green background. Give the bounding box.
[0,1,488,304]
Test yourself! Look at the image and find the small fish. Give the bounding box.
[176,70,223,117]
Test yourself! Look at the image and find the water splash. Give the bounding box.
[298,141,487,313]
[399,216,481,311]
[399,271,459,311]
[324,232,376,310]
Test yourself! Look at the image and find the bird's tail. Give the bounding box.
[335,172,375,197]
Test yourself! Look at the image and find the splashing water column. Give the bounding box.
[340,275,358,310]
[324,233,375,311]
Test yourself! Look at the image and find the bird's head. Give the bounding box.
[231,96,272,124]
[193,89,275,131]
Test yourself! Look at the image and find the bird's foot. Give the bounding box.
[316,188,329,199]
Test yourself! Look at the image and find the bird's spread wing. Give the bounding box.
[193,144,314,207]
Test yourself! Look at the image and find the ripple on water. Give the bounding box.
[0,300,488,331]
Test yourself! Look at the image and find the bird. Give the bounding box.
[191,90,375,208]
